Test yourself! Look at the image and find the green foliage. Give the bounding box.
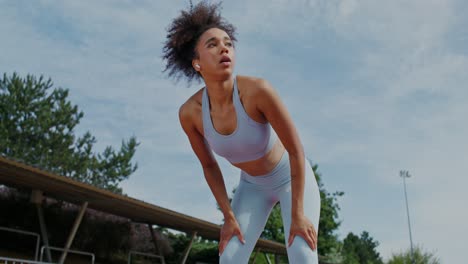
[0,73,138,193]
[342,231,383,264]
[256,161,345,256]
[387,246,440,264]
[320,245,345,264]
[166,232,218,264]
[311,162,344,256]
[261,162,344,256]
[215,160,345,261]
[258,204,288,263]
[249,252,285,264]
[261,203,285,242]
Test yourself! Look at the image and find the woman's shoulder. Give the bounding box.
[178,87,204,122]
[237,75,275,97]
[237,75,267,86]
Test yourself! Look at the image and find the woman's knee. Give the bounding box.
[287,236,319,264]
[219,237,250,264]
[219,251,236,264]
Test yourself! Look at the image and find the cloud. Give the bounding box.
[225,1,467,262]
[1,1,467,262]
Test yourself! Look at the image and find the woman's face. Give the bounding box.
[193,27,235,80]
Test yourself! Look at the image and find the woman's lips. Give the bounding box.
[219,55,232,67]
[220,55,231,63]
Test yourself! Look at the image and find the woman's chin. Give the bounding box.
[216,69,234,79]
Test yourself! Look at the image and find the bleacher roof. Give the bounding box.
[0,156,287,255]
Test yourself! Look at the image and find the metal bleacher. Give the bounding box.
[0,256,55,264]
[0,155,287,263]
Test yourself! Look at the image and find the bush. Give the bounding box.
[387,246,440,264]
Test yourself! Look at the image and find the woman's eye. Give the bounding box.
[208,43,216,48]
[226,42,233,47]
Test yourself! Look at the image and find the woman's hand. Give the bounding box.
[288,214,317,251]
[219,216,245,256]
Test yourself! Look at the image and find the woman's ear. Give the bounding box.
[192,60,201,72]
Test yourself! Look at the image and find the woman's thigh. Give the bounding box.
[220,181,275,264]
[278,160,321,263]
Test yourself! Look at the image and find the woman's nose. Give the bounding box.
[220,43,229,54]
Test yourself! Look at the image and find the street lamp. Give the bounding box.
[400,170,415,264]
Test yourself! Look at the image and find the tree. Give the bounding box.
[386,246,440,264]
[0,72,138,193]
[258,203,288,263]
[165,232,218,264]
[342,231,383,264]
[261,203,285,242]
[311,161,344,256]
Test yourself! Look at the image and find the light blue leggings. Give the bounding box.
[220,151,321,263]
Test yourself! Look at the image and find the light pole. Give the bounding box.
[400,170,415,264]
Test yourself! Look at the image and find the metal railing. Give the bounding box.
[39,246,94,264]
[0,256,55,264]
[0,226,41,261]
[128,251,163,264]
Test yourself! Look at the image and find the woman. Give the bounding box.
[163,2,321,263]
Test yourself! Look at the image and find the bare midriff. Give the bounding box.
[231,139,286,176]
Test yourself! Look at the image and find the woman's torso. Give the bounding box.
[189,75,285,176]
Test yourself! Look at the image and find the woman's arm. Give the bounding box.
[179,102,245,255]
[254,79,317,250]
[202,164,235,220]
[178,102,234,220]
[254,79,306,218]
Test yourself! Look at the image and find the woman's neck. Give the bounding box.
[204,76,235,108]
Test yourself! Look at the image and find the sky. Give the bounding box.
[1,0,467,262]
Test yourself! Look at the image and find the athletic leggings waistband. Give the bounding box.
[240,151,290,188]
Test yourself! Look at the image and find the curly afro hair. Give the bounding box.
[162,1,237,83]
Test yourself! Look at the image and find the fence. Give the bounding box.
[0,226,41,261]
[0,256,54,264]
[39,246,94,264]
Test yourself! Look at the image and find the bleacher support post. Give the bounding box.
[251,248,261,264]
[148,223,166,264]
[58,201,88,264]
[180,231,197,264]
[264,253,272,264]
[31,189,52,262]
